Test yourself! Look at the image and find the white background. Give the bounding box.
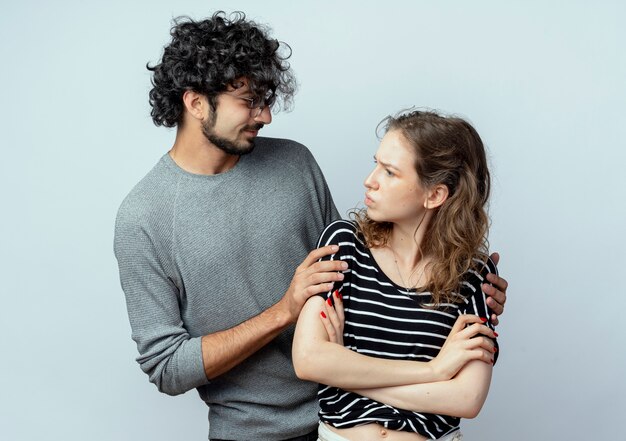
[1,1,625,439]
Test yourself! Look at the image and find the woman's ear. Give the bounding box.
[425,184,449,209]
[182,90,207,121]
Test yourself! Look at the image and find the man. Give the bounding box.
[114,12,508,441]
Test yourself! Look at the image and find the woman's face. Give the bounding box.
[364,130,428,225]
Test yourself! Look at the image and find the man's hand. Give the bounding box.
[200,245,347,379]
[483,252,508,326]
[278,246,348,324]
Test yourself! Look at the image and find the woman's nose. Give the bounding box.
[364,169,378,190]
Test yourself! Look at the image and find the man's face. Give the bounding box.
[202,79,273,156]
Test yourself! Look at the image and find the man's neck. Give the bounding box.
[169,129,240,175]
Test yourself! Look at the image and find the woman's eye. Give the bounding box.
[385,169,393,177]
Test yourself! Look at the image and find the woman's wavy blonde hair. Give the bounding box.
[352,109,491,306]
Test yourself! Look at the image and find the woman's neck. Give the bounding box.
[372,214,433,290]
[387,229,421,269]
[387,214,432,268]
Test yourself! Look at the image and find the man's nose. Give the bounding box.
[254,106,272,125]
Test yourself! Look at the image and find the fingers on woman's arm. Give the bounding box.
[464,335,496,364]
[458,321,497,340]
[451,314,487,334]
[319,307,339,343]
[320,296,338,344]
[320,290,344,345]
[455,317,497,365]
[333,290,345,323]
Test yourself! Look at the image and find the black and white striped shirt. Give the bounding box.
[316,220,498,439]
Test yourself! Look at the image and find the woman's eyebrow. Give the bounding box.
[375,155,401,171]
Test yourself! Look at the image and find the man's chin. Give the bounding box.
[234,137,256,155]
[237,141,255,156]
[205,133,256,156]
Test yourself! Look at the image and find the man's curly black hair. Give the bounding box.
[147,11,296,127]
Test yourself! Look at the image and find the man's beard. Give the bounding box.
[202,113,263,156]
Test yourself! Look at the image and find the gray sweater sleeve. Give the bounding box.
[114,198,208,396]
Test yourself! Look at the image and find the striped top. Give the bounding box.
[316,220,498,439]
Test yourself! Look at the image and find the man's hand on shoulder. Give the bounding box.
[483,252,509,326]
[278,245,347,324]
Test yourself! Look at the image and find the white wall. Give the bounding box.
[2,1,624,439]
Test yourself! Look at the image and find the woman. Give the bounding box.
[293,110,499,441]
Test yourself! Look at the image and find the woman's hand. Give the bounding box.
[429,314,497,381]
[319,290,344,345]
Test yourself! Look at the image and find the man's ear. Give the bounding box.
[424,184,449,209]
[182,90,207,121]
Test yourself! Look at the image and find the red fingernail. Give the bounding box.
[480,317,488,322]
[327,298,333,306]
[338,293,343,301]
[493,347,498,353]
[491,359,495,365]
[320,311,327,319]
[493,331,499,337]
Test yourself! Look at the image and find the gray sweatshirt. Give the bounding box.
[114,137,339,439]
